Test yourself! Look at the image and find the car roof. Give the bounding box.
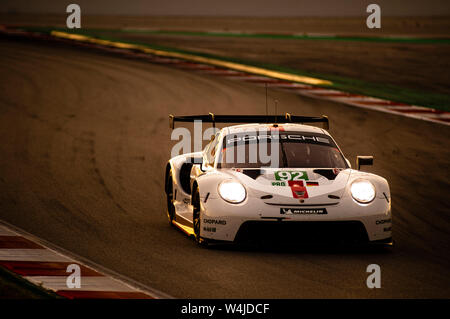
[221,123,329,135]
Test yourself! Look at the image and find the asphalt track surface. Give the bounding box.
[0,36,449,298]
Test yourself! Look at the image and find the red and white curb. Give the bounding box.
[0,222,171,299]
[1,26,448,126]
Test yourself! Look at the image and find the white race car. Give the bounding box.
[165,114,392,246]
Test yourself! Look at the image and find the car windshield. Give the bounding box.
[218,131,348,169]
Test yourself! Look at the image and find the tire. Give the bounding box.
[166,170,176,224]
[192,187,208,247]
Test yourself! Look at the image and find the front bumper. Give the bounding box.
[199,195,392,244]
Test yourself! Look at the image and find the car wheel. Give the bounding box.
[166,170,176,224]
[192,187,208,246]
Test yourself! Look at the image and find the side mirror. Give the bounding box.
[356,156,373,170]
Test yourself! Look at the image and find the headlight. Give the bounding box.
[350,179,376,204]
[218,180,246,204]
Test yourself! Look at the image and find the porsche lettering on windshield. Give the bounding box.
[226,134,330,145]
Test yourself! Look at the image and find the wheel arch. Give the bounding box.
[166,152,202,197]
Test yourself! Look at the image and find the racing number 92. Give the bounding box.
[274,171,308,181]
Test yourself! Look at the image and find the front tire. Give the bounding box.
[192,187,208,247]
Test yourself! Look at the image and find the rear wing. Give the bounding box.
[169,113,329,130]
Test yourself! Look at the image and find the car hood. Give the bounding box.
[226,167,351,205]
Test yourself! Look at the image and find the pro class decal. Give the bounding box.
[280,208,328,215]
[272,181,286,186]
[274,171,309,181]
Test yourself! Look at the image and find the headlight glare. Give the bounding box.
[350,179,376,204]
[218,180,246,204]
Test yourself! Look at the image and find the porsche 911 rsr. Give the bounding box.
[165,114,392,246]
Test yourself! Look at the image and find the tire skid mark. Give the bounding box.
[75,131,127,214]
